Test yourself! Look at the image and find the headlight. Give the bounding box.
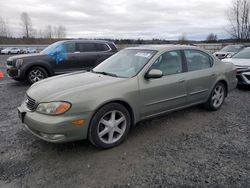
[16,59,23,68]
[36,102,71,115]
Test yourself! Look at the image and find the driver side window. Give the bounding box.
[151,50,183,76]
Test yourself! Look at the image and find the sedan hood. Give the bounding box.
[222,58,250,67]
[27,72,125,102]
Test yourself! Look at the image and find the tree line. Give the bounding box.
[0,12,66,39]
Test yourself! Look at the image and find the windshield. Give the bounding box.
[41,41,64,55]
[233,47,250,59]
[93,49,156,78]
[220,45,243,52]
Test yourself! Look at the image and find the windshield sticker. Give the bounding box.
[135,52,152,58]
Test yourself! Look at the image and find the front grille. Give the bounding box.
[216,54,226,58]
[244,74,250,81]
[6,60,13,66]
[26,96,36,111]
[236,75,244,83]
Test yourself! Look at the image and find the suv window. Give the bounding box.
[184,50,212,71]
[96,43,110,51]
[77,43,97,52]
[64,43,75,53]
[151,50,183,76]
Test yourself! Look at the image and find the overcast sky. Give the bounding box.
[0,0,232,40]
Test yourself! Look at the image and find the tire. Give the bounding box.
[205,82,226,111]
[88,103,131,149]
[27,66,48,84]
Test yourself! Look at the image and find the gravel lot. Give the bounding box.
[0,55,249,187]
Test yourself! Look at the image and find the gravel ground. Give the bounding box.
[0,55,249,188]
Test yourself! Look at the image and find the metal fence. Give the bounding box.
[0,43,241,53]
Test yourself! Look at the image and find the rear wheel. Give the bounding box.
[27,66,48,84]
[88,103,131,149]
[205,82,226,111]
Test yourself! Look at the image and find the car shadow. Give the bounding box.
[237,84,250,91]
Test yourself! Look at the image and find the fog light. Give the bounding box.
[40,133,65,140]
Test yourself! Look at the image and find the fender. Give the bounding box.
[23,61,54,77]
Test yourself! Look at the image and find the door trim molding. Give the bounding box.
[145,94,187,106]
[189,89,208,96]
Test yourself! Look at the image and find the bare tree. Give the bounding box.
[206,33,218,41]
[20,12,33,38]
[44,25,53,38]
[53,25,66,38]
[0,17,10,37]
[57,25,66,38]
[178,33,189,44]
[227,0,250,40]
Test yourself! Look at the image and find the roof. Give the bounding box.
[125,44,200,52]
[59,39,113,44]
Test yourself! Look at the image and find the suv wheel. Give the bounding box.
[205,82,226,111]
[88,103,131,149]
[27,66,48,84]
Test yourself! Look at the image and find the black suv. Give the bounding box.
[6,40,118,84]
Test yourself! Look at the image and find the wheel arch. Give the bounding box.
[90,99,136,128]
[24,63,53,78]
[216,79,228,97]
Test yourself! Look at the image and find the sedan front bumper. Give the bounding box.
[17,104,91,143]
[236,67,250,85]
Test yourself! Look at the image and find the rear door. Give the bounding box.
[75,42,101,70]
[183,49,216,104]
[139,50,188,118]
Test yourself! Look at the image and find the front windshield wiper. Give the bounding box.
[91,70,118,77]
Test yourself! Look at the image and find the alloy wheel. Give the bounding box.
[97,110,127,144]
[29,69,45,83]
[212,85,225,108]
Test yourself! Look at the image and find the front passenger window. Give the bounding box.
[151,50,183,76]
[64,43,75,53]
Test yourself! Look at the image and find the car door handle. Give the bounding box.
[210,73,216,77]
[178,79,185,83]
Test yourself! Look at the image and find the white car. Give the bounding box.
[23,48,37,54]
[214,45,245,59]
[1,47,21,54]
[222,47,250,85]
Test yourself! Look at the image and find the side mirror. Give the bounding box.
[145,69,163,79]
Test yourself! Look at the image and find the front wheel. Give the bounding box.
[205,82,226,111]
[88,103,131,149]
[27,66,48,84]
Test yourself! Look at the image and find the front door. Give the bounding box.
[139,50,187,118]
[53,42,79,74]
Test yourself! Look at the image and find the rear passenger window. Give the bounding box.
[184,50,212,71]
[96,43,110,51]
[64,43,75,53]
[77,43,96,52]
[151,50,183,76]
